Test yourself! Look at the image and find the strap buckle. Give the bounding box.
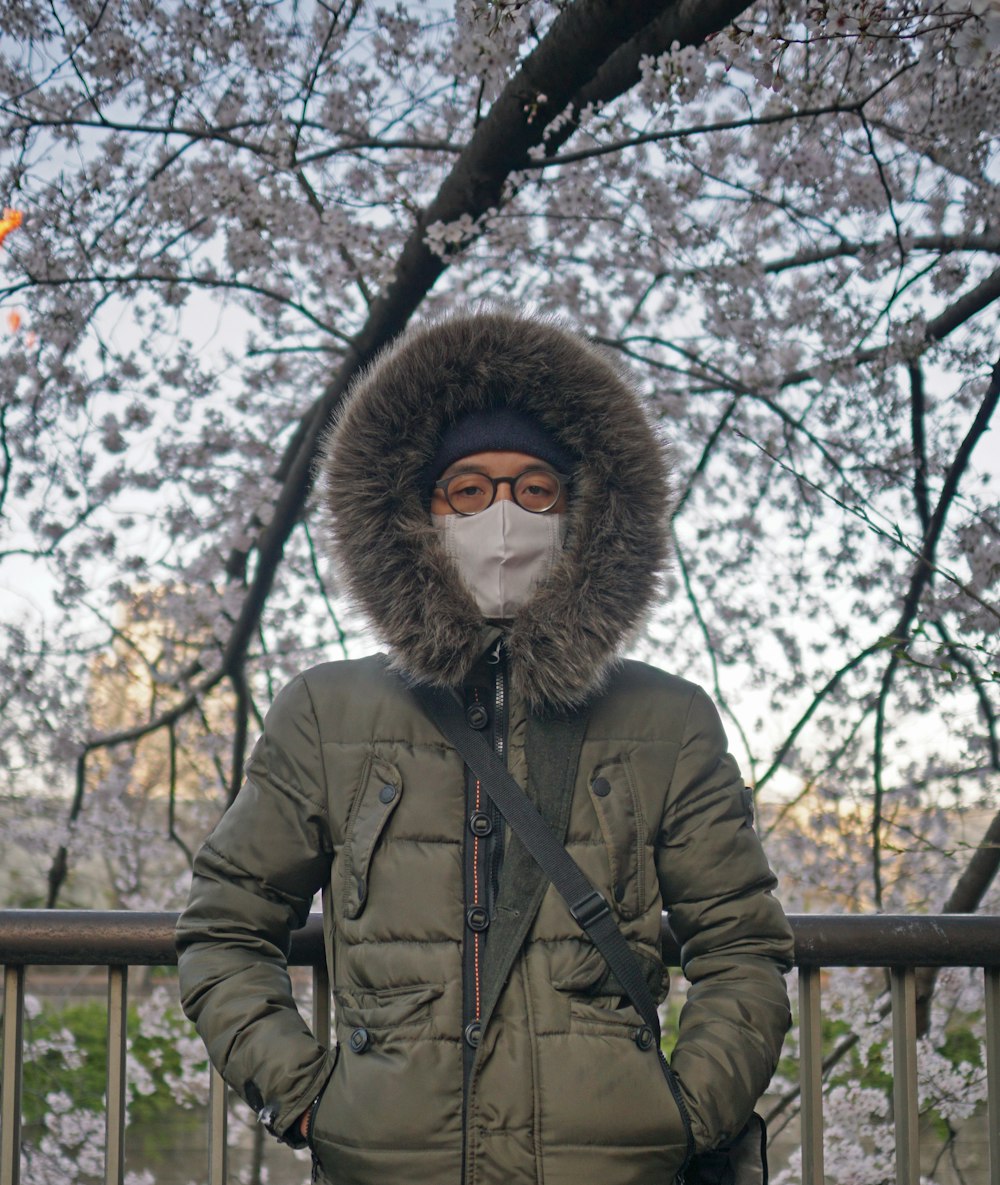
[570,889,611,928]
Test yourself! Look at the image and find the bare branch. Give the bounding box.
[924,267,1000,343]
[0,403,11,519]
[527,66,912,169]
[915,807,1000,1035]
[3,271,355,344]
[167,721,194,868]
[613,266,1000,402]
[295,135,465,165]
[302,517,350,660]
[930,622,1000,774]
[672,397,738,515]
[909,359,931,538]
[755,642,885,791]
[870,355,1000,903]
[294,166,373,307]
[227,668,249,808]
[672,528,758,782]
[763,233,1000,273]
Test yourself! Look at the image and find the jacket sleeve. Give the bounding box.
[175,673,336,1144]
[654,686,794,1152]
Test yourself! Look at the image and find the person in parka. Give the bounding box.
[176,308,794,1185]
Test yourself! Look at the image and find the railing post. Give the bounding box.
[105,966,127,1185]
[799,966,825,1185]
[313,962,331,1047]
[890,967,919,1185]
[1,966,24,1185]
[208,1067,228,1185]
[986,966,999,1185]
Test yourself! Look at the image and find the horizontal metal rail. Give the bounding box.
[1,910,999,966]
[1,911,998,1185]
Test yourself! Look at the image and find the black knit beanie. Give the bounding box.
[430,407,575,478]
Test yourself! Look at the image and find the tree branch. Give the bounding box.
[673,528,758,782]
[166,721,194,868]
[755,642,884,791]
[871,354,1000,906]
[763,233,1000,274]
[526,66,910,169]
[227,668,249,808]
[909,359,931,537]
[3,271,355,344]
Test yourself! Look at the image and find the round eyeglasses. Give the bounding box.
[433,467,568,516]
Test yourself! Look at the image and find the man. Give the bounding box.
[176,308,793,1185]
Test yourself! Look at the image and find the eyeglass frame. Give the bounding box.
[432,466,570,516]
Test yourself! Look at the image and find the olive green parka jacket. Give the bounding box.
[176,311,794,1185]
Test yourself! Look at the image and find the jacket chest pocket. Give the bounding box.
[588,757,646,920]
[341,757,403,919]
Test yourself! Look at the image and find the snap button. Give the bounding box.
[613,882,625,903]
[634,1025,655,1051]
[349,1027,371,1053]
[378,783,396,804]
[469,812,493,837]
[466,906,489,932]
[355,877,367,903]
[466,704,489,730]
[464,1021,482,1048]
[592,776,611,797]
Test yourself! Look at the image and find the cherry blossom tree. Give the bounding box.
[2,0,998,932]
[1,1,999,1175]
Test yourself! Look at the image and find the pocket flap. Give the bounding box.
[588,758,645,919]
[342,758,403,919]
[333,982,444,1030]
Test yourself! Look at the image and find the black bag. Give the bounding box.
[411,682,769,1185]
[685,1112,768,1185]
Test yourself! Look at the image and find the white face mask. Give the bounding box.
[432,500,566,619]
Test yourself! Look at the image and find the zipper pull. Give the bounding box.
[487,638,503,664]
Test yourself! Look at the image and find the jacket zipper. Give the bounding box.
[462,645,507,1184]
[460,692,482,1148]
[487,652,506,913]
[493,647,506,761]
[306,1097,322,1183]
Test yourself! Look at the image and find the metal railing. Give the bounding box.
[1,911,999,1185]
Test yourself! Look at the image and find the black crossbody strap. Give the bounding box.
[412,682,662,1039]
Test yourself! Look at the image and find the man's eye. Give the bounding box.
[515,471,559,508]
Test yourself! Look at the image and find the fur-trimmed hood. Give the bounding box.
[319,309,671,714]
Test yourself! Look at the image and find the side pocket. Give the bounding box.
[307,1046,340,1180]
[658,1053,695,1173]
[341,757,403,919]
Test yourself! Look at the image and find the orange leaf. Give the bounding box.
[6,310,22,333]
[0,208,24,247]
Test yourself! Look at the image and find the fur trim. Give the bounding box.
[319,309,671,714]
